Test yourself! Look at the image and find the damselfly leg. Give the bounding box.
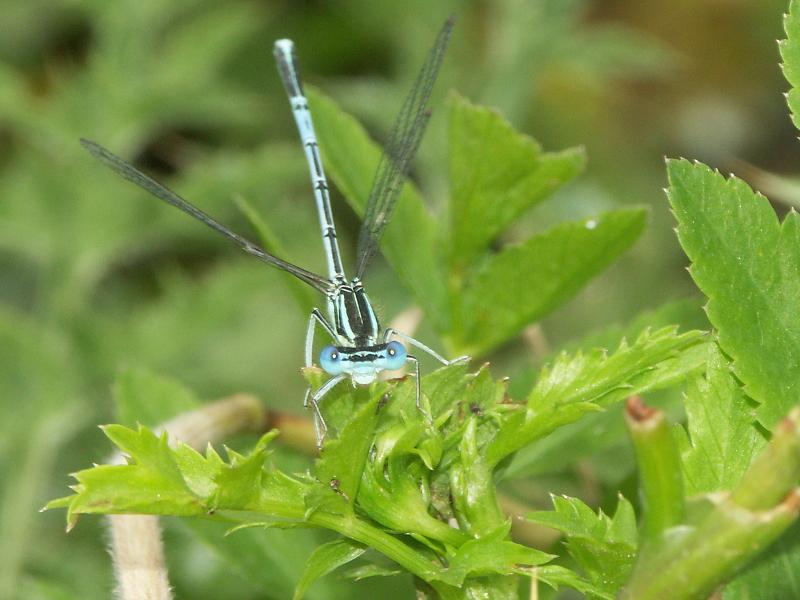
[304,373,347,446]
[384,328,470,367]
[305,308,337,368]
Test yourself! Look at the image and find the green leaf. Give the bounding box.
[342,564,402,581]
[667,159,800,429]
[506,299,707,478]
[488,326,706,465]
[359,450,468,547]
[527,495,636,598]
[436,522,552,586]
[212,433,281,509]
[781,0,800,130]
[537,565,614,600]
[413,361,473,419]
[78,425,205,517]
[449,418,505,537]
[294,539,366,600]
[447,92,586,269]
[528,326,702,411]
[51,425,306,527]
[50,422,455,589]
[676,342,766,495]
[314,390,383,509]
[114,368,201,427]
[306,87,450,330]
[456,208,647,355]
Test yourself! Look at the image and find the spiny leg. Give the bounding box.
[384,328,470,365]
[306,373,347,448]
[305,308,337,367]
[406,355,432,425]
[304,309,339,444]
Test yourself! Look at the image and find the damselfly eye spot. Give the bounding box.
[320,345,344,375]
[384,341,407,370]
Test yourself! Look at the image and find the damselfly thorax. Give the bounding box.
[329,279,379,346]
[318,278,406,386]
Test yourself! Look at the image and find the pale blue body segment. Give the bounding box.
[273,26,465,444]
[80,18,465,448]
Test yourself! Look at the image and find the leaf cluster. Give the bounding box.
[52,316,703,597]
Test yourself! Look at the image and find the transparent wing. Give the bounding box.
[355,16,454,280]
[81,139,333,294]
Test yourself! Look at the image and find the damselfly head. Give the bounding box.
[319,341,409,383]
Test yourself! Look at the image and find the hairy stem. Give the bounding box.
[107,394,264,600]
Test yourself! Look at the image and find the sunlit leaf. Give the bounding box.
[781,0,800,130]
[528,495,636,599]
[436,522,552,586]
[447,92,585,269]
[676,343,766,495]
[506,299,706,478]
[294,539,366,600]
[489,326,706,465]
[456,208,647,355]
[667,159,800,429]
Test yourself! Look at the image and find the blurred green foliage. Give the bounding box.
[1,0,796,598]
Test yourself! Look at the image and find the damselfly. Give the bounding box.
[81,17,466,446]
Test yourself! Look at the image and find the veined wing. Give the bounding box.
[80,139,334,294]
[354,16,454,280]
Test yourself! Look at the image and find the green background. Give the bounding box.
[0,0,794,598]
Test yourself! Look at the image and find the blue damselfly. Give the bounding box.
[81,17,466,446]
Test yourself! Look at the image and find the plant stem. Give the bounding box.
[310,512,441,580]
[309,510,464,598]
[620,489,800,600]
[622,403,800,600]
[731,406,800,510]
[242,498,460,596]
[625,395,685,544]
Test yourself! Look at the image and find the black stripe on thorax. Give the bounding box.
[343,352,381,363]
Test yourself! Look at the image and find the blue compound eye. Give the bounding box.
[384,340,407,370]
[320,345,344,375]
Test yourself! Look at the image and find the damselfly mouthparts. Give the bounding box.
[81,17,467,447]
